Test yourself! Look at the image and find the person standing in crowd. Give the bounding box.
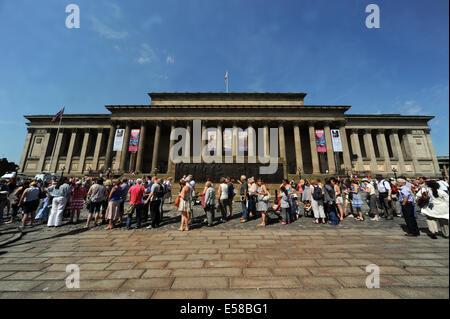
[7,177,16,196]
[247,177,257,219]
[281,179,295,222]
[203,181,216,227]
[416,180,449,239]
[310,179,325,224]
[334,179,345,221]
[350,179,364,221]
[5,181,29,225]
[142,181,151,222]
[84,178,108,229]
[218,177,229,222]
[397,178,420,237]
[239,175,248,223]
[362,178,379,221]
[126,178,144,229]
[376,175,394,220]
[69,181,86,224]
[47,177,71,227]
[177,179,192,231]
[301,179,312,217]
[117,177,129,225]
[104,179,122,230]
[256,179,269,227]
[145,177,164,229]
[324,178,339,225]
[226,177,235,218]
[17,181,40,230]
[279,185,290,225]
[0,190,10,224]
[35,182,51,223]
[165,177,173,204]
[342,179,353,218]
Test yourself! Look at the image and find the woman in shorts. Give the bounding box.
[18,181,40,230]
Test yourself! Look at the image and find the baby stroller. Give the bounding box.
[267,199,282,224]
[303,201,313,218]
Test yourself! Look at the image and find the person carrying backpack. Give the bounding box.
[310,178,325,224]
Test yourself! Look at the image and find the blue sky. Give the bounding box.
[0,0,448,163]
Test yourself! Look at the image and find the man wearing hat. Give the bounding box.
[397,178,420,236]
[375,174,394,220]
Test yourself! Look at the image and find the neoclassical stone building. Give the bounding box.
[19,92,440,180]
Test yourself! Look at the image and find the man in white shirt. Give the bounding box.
[363,179,379,221]
[375,175,394,220]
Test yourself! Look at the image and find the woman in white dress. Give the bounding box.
[177,179,192,231]
[255,179,269,227]
[416,180,449,239]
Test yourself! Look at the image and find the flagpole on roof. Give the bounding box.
[48,107,64,173]
[225,71,229,93]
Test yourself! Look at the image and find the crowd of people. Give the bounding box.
[0,173,448,239]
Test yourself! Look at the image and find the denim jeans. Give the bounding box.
[126,204,142,229]
[247,197,254,217]
[241,199,248,220]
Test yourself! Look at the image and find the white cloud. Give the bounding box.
[90,16,128,39]
[142,15,163,30]
[166,56,175,64]
[136,43,157,64]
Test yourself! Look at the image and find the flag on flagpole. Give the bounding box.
[225,71,228,81]
[51,107,65,122]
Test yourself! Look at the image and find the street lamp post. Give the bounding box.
[298,168,302,180]
[61,166,65,179]
[392,167,397,179]
[154,167,158,177]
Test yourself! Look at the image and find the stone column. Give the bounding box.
[324,123,336,174]
[293,123,304,174]
[376,129,391,173]
[185,122,191,161]
[405,130,419,175]
[232,123,237,158]
[49,129,65,173]
[278,123,287,178]
[92,129,104,171]
[339,125,352,172]
[424,129,440,176]
[119,123,131,172]
[350,129,364,172]
[216,122,223,162]
[104,125,115,171]
[77,130,90,174]
[264,124,270,157]
[136,123,146,173]
[19,129,33,173]
[37,130,51,172]
[363,129,378,174]
[65,130,77,174]
[151,122,161,174]
[389,129,405,175]
[247,123,256,163]
[167,123,176,174]
[308,122,320,174]
[201,122,206,163]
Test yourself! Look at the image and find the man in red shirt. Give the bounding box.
[126,179,144,229]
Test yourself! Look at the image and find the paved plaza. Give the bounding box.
[0,202,448,299]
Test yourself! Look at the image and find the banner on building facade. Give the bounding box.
[128,129,140,152]
[315,129,327,152]
[331,129,343,152]
[207,128,217,151]
[238,129,248,152]
[223,128,232,152]
[113,128,125,151]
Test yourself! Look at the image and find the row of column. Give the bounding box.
[348,128,439,176]
[114,120,349,176]
[21,123,439,177]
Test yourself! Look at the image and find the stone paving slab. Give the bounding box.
[0,202,448,299]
